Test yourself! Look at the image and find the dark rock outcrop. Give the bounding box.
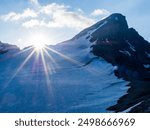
[74,13,150,112]
[91,14,150,80]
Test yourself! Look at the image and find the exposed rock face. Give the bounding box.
[77,13,150,80]
[107,81,150,112]
[74,13,150,112]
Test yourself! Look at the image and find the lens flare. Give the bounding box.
[34,43,45,51]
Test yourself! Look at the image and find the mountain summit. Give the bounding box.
[74,13,128,40]
[75,13,150,80]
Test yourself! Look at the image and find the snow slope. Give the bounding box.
[0,35,129,112]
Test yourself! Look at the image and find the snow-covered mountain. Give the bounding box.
[0,41,19,55]
[0,13,150,112]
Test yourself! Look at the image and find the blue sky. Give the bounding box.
[0,0,149,48]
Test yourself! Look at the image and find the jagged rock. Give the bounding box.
[74,13,150,112]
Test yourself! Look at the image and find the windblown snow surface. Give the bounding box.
[0,35,129,112]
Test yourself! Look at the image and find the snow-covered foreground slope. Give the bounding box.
[50,60,128,112]
[0,35,129,113]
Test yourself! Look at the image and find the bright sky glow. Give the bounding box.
[28,32,48,50]
[34,43,45,50]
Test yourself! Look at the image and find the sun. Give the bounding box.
[27,32,50,51]
[34,43,45,50]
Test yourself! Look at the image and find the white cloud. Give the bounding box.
[23,13,94,29]
[30,0,39,5]
[91,9,110,16]
[77,9,84,14]
[40,3,69,15]
[1,3,96,30]
[1,8,38,21]
[0,12,16,21]
[22,3,94,29]
[22,19,42,28]
[50,11,94,29]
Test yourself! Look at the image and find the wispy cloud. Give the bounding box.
[40,3,69,15]
[30,0,39,5]
[91,9,110,17]
[29,3,94,29]
[0,8,38,21]
[33,3,94,29]
[0,3,109,30]
[22,19,43,28]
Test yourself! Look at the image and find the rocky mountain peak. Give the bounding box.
[88,14,150,80]
[90,14,129,42]
[73,13,128,41]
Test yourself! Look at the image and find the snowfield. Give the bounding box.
[0,35,129,113]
